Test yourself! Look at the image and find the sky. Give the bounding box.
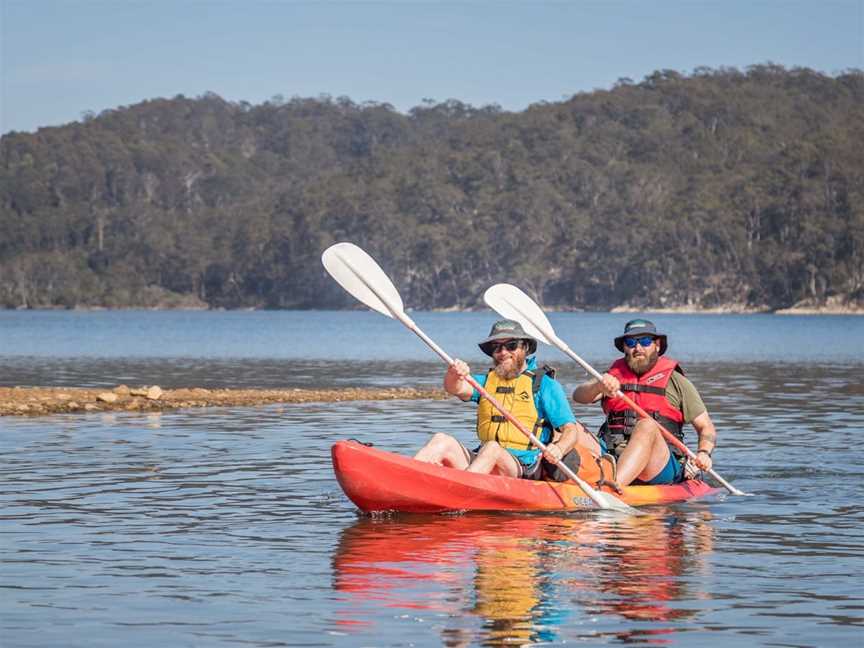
[1,0,862,134]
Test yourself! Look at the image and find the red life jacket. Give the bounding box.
[600,356,685,455]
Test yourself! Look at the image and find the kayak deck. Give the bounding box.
[332,440,719,514]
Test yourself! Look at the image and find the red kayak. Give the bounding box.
[332,440,719,514]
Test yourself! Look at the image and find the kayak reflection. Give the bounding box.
[332,509,715,644]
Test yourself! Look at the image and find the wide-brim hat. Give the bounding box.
[478,319,538,357]
[613,318,668,355]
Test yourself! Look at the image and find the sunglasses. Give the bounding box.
[490,340,522,353]
[623,336,656,348]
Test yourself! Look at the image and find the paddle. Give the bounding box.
[321,242,640,514]
[483,283,748,496]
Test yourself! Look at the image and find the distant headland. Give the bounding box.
[2,66,862,314]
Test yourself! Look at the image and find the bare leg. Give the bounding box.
[614,419,672,487]
[467,441,521,477]
[414,433,471,469]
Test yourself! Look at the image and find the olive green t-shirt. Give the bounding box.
[665,371,706,423]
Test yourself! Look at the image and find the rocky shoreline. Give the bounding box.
[610,297,864,315]
[0,385,447,417]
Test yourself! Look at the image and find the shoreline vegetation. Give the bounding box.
[5,300,863,315]
[0,385,447,417]
[2,67,863,315]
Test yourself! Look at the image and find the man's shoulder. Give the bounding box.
[536,372,567,399]
[668,370,703,405]
[535,372,576,422]
[668,369,697,389]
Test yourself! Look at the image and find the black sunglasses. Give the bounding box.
[490,340,522,353]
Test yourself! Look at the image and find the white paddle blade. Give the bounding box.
[483,284,556,345]
[321,242,404,319]
[596,491,642,514]
[568,475,641,514]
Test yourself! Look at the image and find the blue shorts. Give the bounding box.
[635,452,684,485]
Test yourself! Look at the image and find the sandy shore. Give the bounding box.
[0,385,447,417]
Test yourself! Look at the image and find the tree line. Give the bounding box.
[1,64,862,311]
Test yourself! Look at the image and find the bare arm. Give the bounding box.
[544,420,601,463]
[444,359,475,401]
[691,411,717,471]
[572,373,620,404]
[548,421,580,454]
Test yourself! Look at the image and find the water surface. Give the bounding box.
[1,311,862,646]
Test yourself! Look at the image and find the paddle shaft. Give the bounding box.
[553,336,745,496]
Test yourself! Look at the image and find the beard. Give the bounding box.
[626,347,659,375]
[493,352,524,380]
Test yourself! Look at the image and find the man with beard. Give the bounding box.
[414,319,600,479]
[572,319,716,490]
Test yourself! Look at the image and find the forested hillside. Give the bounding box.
[2,65,862,311]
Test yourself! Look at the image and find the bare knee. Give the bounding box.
[428,432,456,448]
[476,440,502,456]
[415,433,468,468]
[469,441,519,477]
[632,419,655,434]
[629,420,662,443]
[416,432,455,452]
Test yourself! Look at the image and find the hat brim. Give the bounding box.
[614,334,667,355]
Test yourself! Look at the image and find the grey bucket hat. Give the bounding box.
[478,319,538,357]
[613,318,668,355]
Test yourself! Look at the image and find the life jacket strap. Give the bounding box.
[526,365,556,395]
[607,411,639,428]
[532,417,547,440]
[602,411,685,457]
[621,384,666,396]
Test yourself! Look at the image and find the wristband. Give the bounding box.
[697,449,712,457]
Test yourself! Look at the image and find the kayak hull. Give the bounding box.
[331,440,719,513]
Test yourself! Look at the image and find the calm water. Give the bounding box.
[1,310,863,647]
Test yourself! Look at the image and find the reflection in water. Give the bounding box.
[332,508,715,645]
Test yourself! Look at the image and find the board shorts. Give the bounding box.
[597,432,685,485]
[633,452,685,485]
